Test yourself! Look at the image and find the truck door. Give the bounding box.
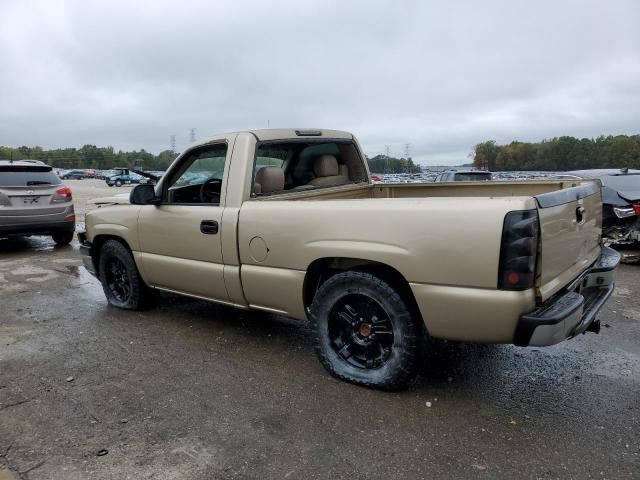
[137,141,231,301]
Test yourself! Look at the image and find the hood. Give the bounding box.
[600,175,640,204]
[617,188,640,203]
[89,193,130,206]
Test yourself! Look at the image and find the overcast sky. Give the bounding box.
[1,0,639,165]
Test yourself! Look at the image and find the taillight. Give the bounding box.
[52,186,72,203]
[633,203,640,215]
[498,210,539,290]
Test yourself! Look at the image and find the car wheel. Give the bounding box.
[310,271,420,390]
[52,231,74,246]
[115,180,123,187]
[98,240,149,310]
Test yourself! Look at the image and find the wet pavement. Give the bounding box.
[0,235,639,479]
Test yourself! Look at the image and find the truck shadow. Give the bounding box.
[152,291,512,386]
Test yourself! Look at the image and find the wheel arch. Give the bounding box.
[91,234,134,276]
[303,257,424,326]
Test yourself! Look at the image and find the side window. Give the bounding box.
[165,144,227,205]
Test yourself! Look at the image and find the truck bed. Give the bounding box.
[260,179,593,201]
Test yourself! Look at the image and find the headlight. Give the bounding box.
[613,206,636,218]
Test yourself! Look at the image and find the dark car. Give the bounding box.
[60,169,87,180]
[434,170,492,182]
[0,161,75,245]
[565,169,640,247]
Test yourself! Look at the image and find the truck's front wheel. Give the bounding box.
[98,240,149,310]
[310,271,420,390]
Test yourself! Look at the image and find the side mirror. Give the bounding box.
[130,184,161,205]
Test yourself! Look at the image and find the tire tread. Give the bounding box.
[310,271,419,391]
[98,239,149,310]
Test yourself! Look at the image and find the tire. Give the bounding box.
[115,180,123,187]
[52,230,74,246]
[310,271,420,390]
[98,240,149,310]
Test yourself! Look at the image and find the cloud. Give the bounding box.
[1,0,639,164]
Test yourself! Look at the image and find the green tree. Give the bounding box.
[472,134,640,171]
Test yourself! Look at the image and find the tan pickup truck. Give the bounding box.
[79,128,620,389]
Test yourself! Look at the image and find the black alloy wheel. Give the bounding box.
[328,294,394,369]
[98,239,150,310]
[104,256,132,303]
[310,271,420,390]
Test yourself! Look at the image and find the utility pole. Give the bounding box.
[385,145,391,173]
[404,144,411,173]
[189,128,196,143]
[170,134,176,153]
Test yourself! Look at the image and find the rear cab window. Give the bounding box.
[0,165,61,187]
[251,140,367,196]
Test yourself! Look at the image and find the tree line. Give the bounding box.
[473,135,640,171]
[366,154,422,173]
[0,145,178,171]
[0,145,424,174]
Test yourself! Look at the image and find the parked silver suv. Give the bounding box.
[0,160,75,245]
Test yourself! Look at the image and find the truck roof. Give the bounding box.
[194,128,354,146]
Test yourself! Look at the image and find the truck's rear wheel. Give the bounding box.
[310,271,420,390]
[98,240,149,310]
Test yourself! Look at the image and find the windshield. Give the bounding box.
[0,165,61,187]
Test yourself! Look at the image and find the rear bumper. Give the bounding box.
[78,231,97,277]
[514,246,621,347]
[0,220,75,238]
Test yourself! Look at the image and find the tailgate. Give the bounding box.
[536,182,603,301]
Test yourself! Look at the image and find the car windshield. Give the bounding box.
[0,165,61,187]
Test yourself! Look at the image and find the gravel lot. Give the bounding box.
[66,179,134,227]
[0,181,639,479]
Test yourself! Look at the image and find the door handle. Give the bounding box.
[200,220,219,235]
